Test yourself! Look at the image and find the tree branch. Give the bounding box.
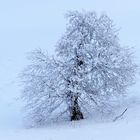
[113,108,127,122]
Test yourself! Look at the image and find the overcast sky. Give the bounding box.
[0,0,140,127]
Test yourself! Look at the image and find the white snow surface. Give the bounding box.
[0,97,140,140]
[0,105,140,140]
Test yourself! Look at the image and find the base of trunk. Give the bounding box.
[70,107,84,121]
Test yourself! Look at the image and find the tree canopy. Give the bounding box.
[21,11,136,126]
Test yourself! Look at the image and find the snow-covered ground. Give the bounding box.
[0,91,140,140]
[0,101,140,140]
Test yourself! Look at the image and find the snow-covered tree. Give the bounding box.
[21,11,136,125]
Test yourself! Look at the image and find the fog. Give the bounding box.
[0,0,140,128]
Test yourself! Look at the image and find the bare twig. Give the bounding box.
[113,108,127,122]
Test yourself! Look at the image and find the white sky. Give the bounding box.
[0,0,140,127]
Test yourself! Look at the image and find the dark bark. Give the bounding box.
[68,50,84,121]
[70,97,84,121]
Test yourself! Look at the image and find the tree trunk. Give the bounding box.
[70,97,84,121]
